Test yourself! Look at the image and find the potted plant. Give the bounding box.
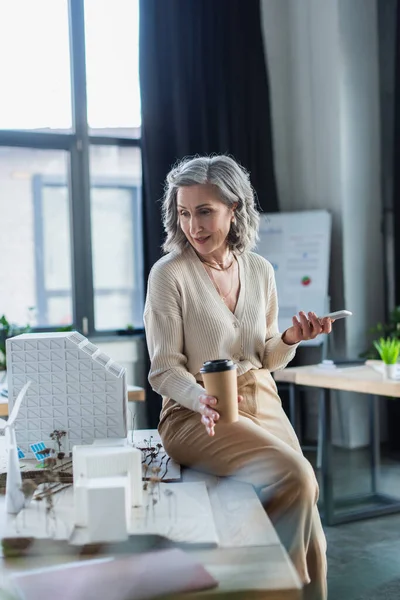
[0,313,32,381]
[117,324,136,336]
[373,337,400,379]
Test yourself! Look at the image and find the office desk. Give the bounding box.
[1,431,302,599]
[0,383,145,418]
[274,364,400,525]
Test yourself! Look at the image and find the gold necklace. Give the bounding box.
[208,260,235,303]
[198,252,234,272]
[201,258,234,272]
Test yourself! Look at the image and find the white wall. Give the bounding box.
[260,0,293,206]
[262,0,383,356]
[339,0,383,358]
[261,0,385,447]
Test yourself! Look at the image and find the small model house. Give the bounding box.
[6,332,127,457]
[72,444,143,541]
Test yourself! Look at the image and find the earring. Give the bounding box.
[231,215,236,226]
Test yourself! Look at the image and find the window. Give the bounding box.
[0,1,72,132]
[84,0,141,137]
[0,0,143,336]
[89,147,143,330]
[0,148,72,327]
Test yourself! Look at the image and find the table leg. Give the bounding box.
[320,388,334,525]
[369,395,381,495]
[289,383,297,432]
[316,389,323,470]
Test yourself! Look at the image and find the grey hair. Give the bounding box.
[161,155,260,254]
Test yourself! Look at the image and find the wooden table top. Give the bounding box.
[1,545,301,600]
[127,385,146,402]
[274,362,400,398]
[174,546,302,599]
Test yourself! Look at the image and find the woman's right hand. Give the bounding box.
[199,394,220,436]
[199,393,243,436]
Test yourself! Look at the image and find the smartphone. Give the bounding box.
[322,310,352,320]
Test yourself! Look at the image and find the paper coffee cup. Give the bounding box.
[200,359,238,424]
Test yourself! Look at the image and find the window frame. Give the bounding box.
[32,174,144,332]
[0,0,143,337]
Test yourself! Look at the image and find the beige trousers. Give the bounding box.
[159,368,327,600]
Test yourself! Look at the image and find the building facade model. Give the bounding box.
[6,332,127,457]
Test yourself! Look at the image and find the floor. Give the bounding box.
[305,446,400,600]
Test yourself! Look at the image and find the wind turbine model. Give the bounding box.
[0,381,31,514]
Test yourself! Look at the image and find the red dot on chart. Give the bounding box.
[302,276,311,286]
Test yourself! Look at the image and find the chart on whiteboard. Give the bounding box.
[256,211,332,343]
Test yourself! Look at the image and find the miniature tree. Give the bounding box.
[35,447,61,536]
[50,430,67,459]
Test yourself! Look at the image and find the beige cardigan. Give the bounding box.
[144,245,299,413]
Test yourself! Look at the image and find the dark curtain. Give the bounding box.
[394,1,400,307]
[139,0,279,427]
[389,0,400,451]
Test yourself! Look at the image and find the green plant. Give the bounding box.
[373,337,400,364]
[361,306,400,359]
[0,314,32,370]
[55,325,73,332]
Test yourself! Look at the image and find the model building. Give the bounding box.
[6,332,127,457]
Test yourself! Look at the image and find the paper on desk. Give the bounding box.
[7,548,218,600]
[70,482,219,547]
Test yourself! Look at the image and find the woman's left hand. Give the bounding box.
[282,311,333,345]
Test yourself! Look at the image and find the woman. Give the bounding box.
[144,155,331,600]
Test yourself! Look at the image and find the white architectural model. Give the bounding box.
[72,444,142,542]
[73,444,143,510]
[6,332,127,457]
[75,476,129,542]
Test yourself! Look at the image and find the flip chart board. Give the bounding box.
[255,210,332,347]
